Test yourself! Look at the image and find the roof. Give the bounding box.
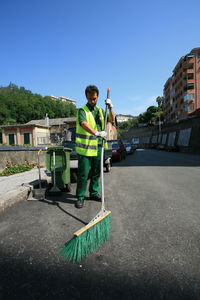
[26,117,76,126]
[0,124,48,129]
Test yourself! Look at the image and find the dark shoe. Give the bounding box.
[75,198,84,208]
[89,194,101,202]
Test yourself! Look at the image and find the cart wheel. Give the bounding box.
[66,183,71,192]
[106,162,111,172]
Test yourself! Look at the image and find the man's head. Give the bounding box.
[85,85,99,108]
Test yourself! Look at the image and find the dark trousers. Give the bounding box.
[76,146,102,199]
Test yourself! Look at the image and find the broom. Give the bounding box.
[60,88,111,263]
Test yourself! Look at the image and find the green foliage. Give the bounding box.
[117,96,164,137]
[0,83,76,125]
[156,96,164,108]
[117,118,138,137]
[0,161,35,176]
[138,105,163,124]
[0,143,33,147]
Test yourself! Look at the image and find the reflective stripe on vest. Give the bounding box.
[75,105,107,156]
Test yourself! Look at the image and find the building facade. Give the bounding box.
[50,95,76,106]
[0,117,76,146]
[0,124,50,146]
[163,48,200,123]
[116,115,134,123]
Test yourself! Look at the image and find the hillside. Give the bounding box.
[0,83,76,125]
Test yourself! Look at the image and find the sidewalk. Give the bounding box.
[0,168,50,211]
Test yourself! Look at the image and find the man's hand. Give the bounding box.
[95,131,107,139]
[105,98,113,108]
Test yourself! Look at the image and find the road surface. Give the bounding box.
[0,149,200,299]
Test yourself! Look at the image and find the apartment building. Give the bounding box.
[50,95,76,106]
[163,48,200,123]
[116,115,135,123]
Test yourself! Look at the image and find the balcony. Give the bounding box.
[183,62,194,70]
[187,73,194,80]
[184,103,194,113]
[184,93,194,102]
[184,83,194,92]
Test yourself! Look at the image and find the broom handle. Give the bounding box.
[53,151,56,188]
[38,149,42,190]
[100,88,110,212]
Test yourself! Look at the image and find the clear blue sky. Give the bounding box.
[1,0,200,116]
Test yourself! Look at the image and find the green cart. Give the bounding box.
[46,146,72,191]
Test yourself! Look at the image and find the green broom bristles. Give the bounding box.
[60,213,111,263]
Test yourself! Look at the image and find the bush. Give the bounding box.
[0,161,35,176]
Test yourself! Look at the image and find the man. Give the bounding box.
[75,85,114,208]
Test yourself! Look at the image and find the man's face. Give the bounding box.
[86,92,98,108]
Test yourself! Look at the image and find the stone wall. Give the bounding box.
[122,116,200,154]
[0,150,47,172]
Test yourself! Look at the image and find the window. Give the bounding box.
[187,54,194,59]
[170,90,175,97]
[24,133,30,144]
[184,83,194,91]
[184,93,194,102]
[184,104,188,112]
[188,103,194,111]
[184,103,194,112]
[187,73,194,80]
[8,134,15,145]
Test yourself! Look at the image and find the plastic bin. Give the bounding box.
[46,146,72,190]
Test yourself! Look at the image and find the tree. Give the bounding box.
[156,96,164,108]
[156,96,164,122]
[138,105,163,124]
[0,83,77,125]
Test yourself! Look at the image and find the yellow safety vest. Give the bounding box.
[76,105,108,156]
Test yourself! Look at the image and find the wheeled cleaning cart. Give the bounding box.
[46,146,72,192]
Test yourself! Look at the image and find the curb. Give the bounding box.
[0,185,31,212]
[0,175,51,213]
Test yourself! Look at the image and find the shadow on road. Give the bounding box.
[0,254,197,300]
[111,149,200,167]
[38,198,87,226]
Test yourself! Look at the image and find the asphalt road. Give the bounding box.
[0,149,200,300]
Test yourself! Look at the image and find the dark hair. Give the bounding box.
[85,85,99,97]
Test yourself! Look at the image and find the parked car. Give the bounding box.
[107,139,127,162]
[132,137,140,149]
[156,144,165,150]
[123,142,134,154]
